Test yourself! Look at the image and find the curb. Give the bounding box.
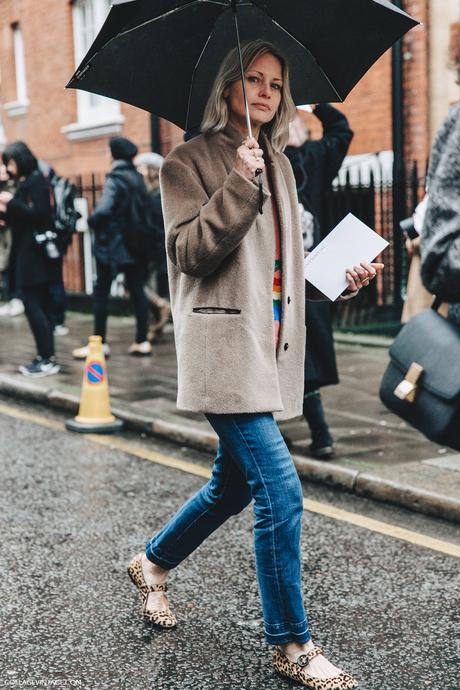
[1,373,459,525]
[334,332,394,348]
[292,455,460,524]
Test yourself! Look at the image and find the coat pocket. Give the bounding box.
[192,307,241,315]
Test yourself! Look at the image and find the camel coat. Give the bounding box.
[160,124,306,420]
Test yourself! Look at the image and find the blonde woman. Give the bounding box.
[128,41,381,690]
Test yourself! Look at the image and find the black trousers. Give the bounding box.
[5,242,21,300]
[94,260,148,343]
[48,257,67,327]
[22,283,54,359]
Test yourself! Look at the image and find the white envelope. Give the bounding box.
[304,212,389,301]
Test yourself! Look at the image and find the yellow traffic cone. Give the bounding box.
[66,335,123,433]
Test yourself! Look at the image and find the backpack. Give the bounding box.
[113,173,164,263]
[50,176,80,255]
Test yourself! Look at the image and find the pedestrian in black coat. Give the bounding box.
[285,104,353,459]
[38,160,70,337]
[72,136,152,360]
[0,142,60,377]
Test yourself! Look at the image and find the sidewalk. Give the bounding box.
[1,310,459,523]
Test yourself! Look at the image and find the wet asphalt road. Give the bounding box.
[0,399,459,690]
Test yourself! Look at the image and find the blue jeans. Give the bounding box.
[146,413,311,645]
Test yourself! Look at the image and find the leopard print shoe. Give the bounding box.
[127,552,177,628]
[273,646,358,689]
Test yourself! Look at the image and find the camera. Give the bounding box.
[399,216,420,241]
[34,230,60,260]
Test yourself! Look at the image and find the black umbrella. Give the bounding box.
[67,0,418,136]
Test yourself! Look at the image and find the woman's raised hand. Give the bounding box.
[0,191,13,205]
[234,137,265,182]
[345,261,384,293]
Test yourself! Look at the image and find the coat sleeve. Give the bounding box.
[421,106,460,302]
[88,176,120,230]
[161,156,268,278]
[304,104,354,188]
[6,175,51,228]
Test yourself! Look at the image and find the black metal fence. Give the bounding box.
[321,160,427,329]
[67,163,427,327]
[73,172,104,213]
[63,174,105,293]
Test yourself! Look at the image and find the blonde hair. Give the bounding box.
[200,41,296,153]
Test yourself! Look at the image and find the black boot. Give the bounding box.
[303,390,334,460]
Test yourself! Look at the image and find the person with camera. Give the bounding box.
[0,141,60,377]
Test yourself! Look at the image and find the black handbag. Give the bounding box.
[379,303,460,450]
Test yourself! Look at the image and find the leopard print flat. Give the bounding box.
[273,646,358,689]
[127,552,177,628]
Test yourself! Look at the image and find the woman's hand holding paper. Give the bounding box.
[344,261,384,294]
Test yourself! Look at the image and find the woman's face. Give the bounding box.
[225,52,283,132]
[6,159,18,179]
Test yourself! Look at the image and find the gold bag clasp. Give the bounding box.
[394,362,424,403]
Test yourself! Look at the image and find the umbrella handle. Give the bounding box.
[255,173,263,214]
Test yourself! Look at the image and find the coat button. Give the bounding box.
[287,296,291,304]
[284,343,289,351]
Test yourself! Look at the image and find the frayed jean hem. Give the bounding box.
[265,628,312,646]
[264,617,311,646]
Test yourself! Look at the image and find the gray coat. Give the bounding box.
[421,101,460,325]
[160,124,306,420]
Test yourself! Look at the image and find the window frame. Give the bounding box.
[3,22,30,117]
[13,23,27,103]
[71,0,121,126]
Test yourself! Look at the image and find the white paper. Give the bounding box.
[304,213,389,301]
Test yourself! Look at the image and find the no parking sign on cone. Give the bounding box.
[66,336,123,433]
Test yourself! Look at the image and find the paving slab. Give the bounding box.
[422,455,460,472]
[0,309,459,522]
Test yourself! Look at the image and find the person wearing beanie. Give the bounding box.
[72,137,152,359]
[109,136,139,162]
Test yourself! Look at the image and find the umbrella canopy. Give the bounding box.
[67,0,418,132]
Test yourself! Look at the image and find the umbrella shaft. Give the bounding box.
[233,11,252,139]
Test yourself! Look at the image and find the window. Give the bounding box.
[3,23,29,117]
[63,0,123,139]
[13,24,27,103]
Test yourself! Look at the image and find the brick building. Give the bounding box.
[0,0,459,294]
[303,0,459,182]
[2,0,458,175]
[0,0,153,175]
